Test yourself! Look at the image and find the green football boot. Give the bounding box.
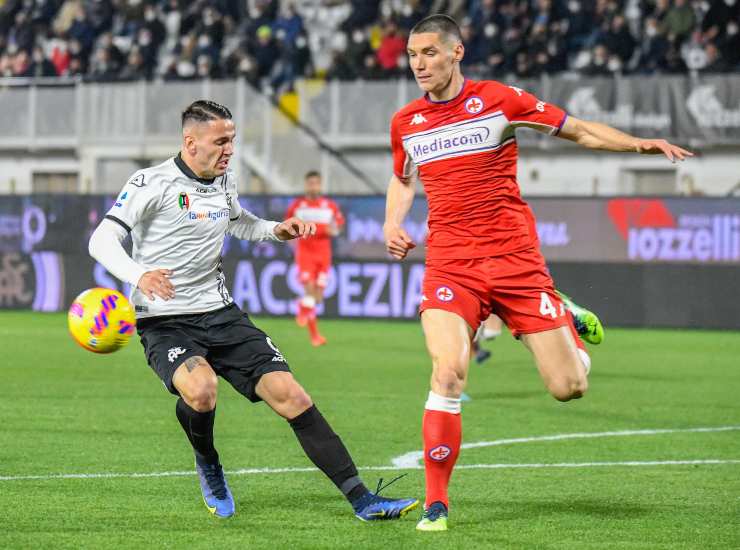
[416,501,448,532]
[557,291,604,345]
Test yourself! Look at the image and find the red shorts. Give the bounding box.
[420,247,570,337]
[296,254,330,288]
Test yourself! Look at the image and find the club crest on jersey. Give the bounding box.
[429,445,452,461]
[178,192,190,210]
[436,286,454,302]
[465,96,484,114]
[410,113,427,125]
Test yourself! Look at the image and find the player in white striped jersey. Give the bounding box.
[88,100,418,521]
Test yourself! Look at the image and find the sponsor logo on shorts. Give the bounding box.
[167,347,187,363]
[436,286,454,302]
[266,337,286,363]
[465,96,484,114]
[429,445,452,461]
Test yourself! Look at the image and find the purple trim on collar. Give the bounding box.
[424,78,468,105]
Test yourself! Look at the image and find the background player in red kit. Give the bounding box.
[286,170,345,346]
[383,15,693,532]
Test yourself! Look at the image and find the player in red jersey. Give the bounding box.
[384,15,693,532]
[286,170,345,346]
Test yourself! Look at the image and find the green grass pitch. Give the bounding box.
[1,312,739,549]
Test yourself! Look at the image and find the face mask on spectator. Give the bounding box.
[646,25,657,37]
[484,24,498,38]
[728,23,739,36]
[724,0,736,6]
[198,35,211,49]
[568,1,581,13]
[352,30,365,43]
[238,57,253,73]
[296,36,307,49]
[145,9,156,22]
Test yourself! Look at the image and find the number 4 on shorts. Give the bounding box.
[539,292,560,318]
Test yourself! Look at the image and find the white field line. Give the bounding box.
[2,426,739,482]
[1,460,739,482]
[391,425,740,468]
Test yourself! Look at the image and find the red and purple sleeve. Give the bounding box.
[501,85,567,136]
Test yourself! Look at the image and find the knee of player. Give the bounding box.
[186,375,218,411]
[548,374,588,402]
[286,385,313,412]
[432,363,466,396]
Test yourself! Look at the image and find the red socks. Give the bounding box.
[422,392,462,508]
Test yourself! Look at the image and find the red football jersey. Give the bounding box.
[390,79,567,260]
[285,196,345,256]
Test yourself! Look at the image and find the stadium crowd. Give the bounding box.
[0,0,738,90]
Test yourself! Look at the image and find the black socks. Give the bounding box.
[288,405,369,504]
[175,397,219,465]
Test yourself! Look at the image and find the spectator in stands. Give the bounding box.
[88,44,118,81]
[603,14,636,64]
[582,43,612,76]
[96,31,124,71]
[119,45,149,80]
[376,19,405,75]
[718,20,740,70]
[341,0,380,32]
[250,24,279,81]
[326,49,355,81]
[273,3,303,44]
[11,10,36,52]
[636,16,670,73]
[701,42,728,73]
[28,45,58,77]
[345,28,371,70]
[360,52,384,80]
[661,0,695,44]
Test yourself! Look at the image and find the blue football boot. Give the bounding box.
[195,459,235,518]
[353,476,419,521]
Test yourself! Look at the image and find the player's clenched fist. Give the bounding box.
[274,217,317,240]
[138,269,175,301]
[383,224,416,260]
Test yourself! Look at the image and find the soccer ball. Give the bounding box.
[68,288,136,353]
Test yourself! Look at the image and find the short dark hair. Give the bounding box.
[181,100,232,127]
[304,170,321,180]
[410,14,462,43]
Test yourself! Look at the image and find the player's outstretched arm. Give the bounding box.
[274,217,317,240]
[88,219,174,301]
[558,116,693,162]
[383,174,417,260]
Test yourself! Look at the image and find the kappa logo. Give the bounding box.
[167,347,187,363]
[436,286,454,302]
[465,96,484,114]
[428,445,452,462]
[509,86,524,96]
[410,113,427,125]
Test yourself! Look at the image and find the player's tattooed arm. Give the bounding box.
[558,116,693,162]
[183,356,209,373]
